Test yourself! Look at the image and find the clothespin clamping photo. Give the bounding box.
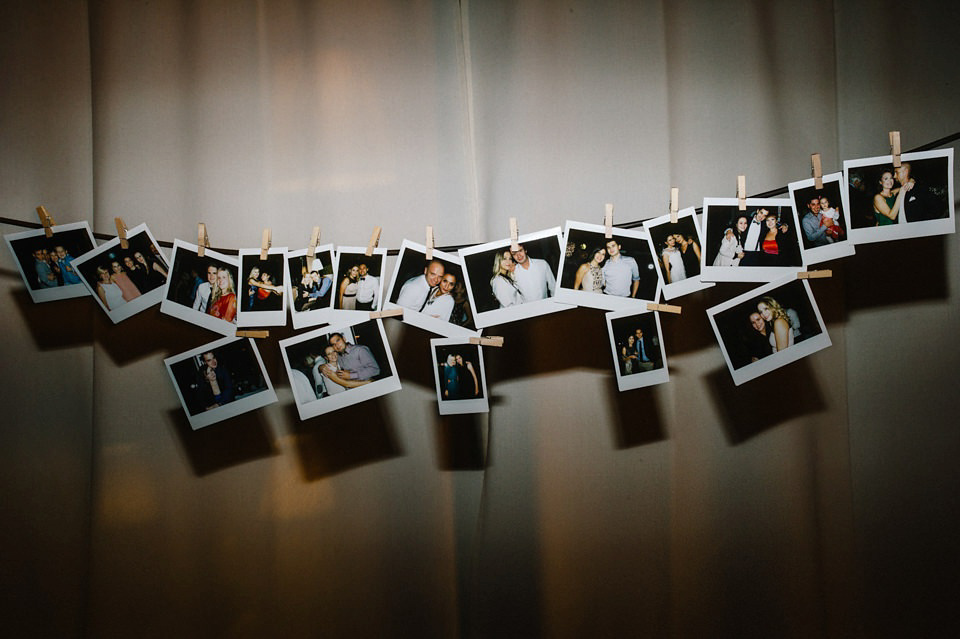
[365,226,382,257]
[797,269,832,280]
[36,206,56,238]
[509,218,519,252]
[811,153,823,190]
[604,204,614,239]
[646,302,682,315]
[306,225,321,260]
[737,175,747,211]
[260,228,272,261]
[115,217,129,249]
[670,188,679,224]
[197,223,210,257]
[236,329,270,339]
[369,308,403,320]
[889,131,902,168]
[426,226,435,261]
[469,335,505,347]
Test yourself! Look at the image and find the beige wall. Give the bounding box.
[1,1,958,637]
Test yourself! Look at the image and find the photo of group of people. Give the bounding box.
[4,222,97,303]
[700,199,804,282]
[331,247,386,321]
[384,241,477,337]
[164,336,277,429]
[71,224,169,323]
[431,338,488,414]
[459,228,567,328]
[161,240,241,335]
[236,249,287,327]
[787,173,856,265]
[554,222,661,311]
[286,245,335,329]
[605,309,668,391]
[279,319,400,418]
[844,149,954,243]
[642,210,714,300]
[707,275,831,385]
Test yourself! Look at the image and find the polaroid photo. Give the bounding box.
[458,227,570,328]
[164,335,278,430]
[788,172,856,265]
[72,223,170,323]
[330,246,388,323]
[700,198,805,283]
[554,220,663,311]
[236,248,289,327]
[642,208,715,300]
[286,244,336,330]
[278,318,401,419]
[160,240,241,335]
[844,148,954,244]
[430,338,488,415]
[605,308,669,391]
[4,221,97,303]
[707,274,831,386]
[384,240,480,338]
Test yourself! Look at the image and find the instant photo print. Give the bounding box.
[707,274,831,386]
[331,246,388,322]
[161,240,241,335]
[279,318,401,419]
[844,148,954,244]
[72,223,169,323]
[286,244,336,330]
[384,240,479,338]
[4,221,97,303]
[554,221,663,311]
[700,198,805,283]
[605,308,669,391]
[430,337,488,415]
[642,208,714,300]
[236,248,289,327]
[788,172,856,265]
[164,335,277,430]
[458,227,568,329]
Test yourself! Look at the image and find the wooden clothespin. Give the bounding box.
[197,223,210,257]
[737,175,747,211]
[425,226,435,261]
[368,308,403,320]
[115,217,129,249]
[469,335,505,347]
[36,206,56,238]
[889,131,901,168]
[260,228,271,260]
[236,329,270,338]
[509,218,519,252]
[604,204,614,239]
[811,153,823,190]
[670,188,679,224]
[365,226,382,257]
[306,226,321,260]
[797,269,832,280]
[646,302,682,315]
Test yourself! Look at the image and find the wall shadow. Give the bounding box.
[434,413,487,471]
[167,407,279,476]
[12,288,95,350]
[845,234,948,311]
[607,376,668,449]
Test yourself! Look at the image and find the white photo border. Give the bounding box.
[285,244,337,330]
[787,172,856,265]
[605,308,669,391]
[160,240,240,336]
[330,246,388,323]
[430,337,489,415]
[4,221,97,303]
[236,247,289,327]
[642,208,715,300]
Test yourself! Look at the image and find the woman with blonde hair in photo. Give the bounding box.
[95,265,125,310]
[490,249,524,307]
[208,267,237,323]
[757,296,794,353]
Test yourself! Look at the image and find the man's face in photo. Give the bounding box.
[425,261,444,287]
[605,240,620,258]
[206,265,218,284]
[510,245,528,265]
[808,198,821,214]
[330,335,347,353]
[749,312,765,333]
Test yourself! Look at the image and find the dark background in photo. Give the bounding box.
[434,343,485,401]
[169,339,269,416]
[463,235,562,314]
[712,279,823,370]
[389,248,476,330]
[239,253,286,312]
[646,217,703,281]
[166,249,239,309]
[610,313,664,376]
[792,181,847,249]
[75,230,169,295]
[847,156,950,229]
[288,249,334,313]
[9,228,96,290]
[560,229,660,299]
[703,204,802,267]
[283,320,395,386]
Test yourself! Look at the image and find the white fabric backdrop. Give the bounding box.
[2,0,959,636]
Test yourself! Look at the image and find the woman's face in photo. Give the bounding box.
[758,302,773,321]
[665,235,676,248]
[736,217,749,232]
[217,269,230,290]
[348,266,359,280]
[446,354,456,366]
[455,355,464,365]
[134,251,146,264]
[439,274,456,294]
[204,367,216,382]
[592,248,605,264]
[123,256,135,269]
[98,267,110,282]
[250,266,260,280]
[627,334,636,346]
[880,171,895,191]
[819,197,830,209]
[260,272,271,283]
[325,346,338,363]
[111,261,122,274]
[765,216,778,229]
[500,251,515,273]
